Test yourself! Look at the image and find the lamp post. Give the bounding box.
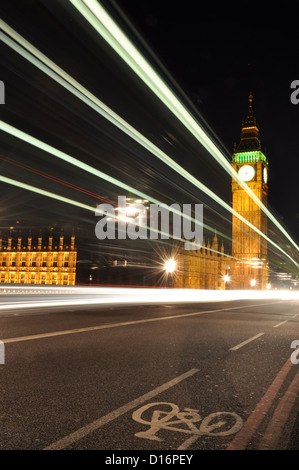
[164,259,176,287]
[223,274,230,290]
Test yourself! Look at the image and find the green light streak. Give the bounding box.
[69,0,298,256]
[0,21,227,243]
[0,175,97,213]
[1,119,295,267]
[0,175,235,260]
[0,175,185,244]
[0,121,225,246]
[0,19,297,266]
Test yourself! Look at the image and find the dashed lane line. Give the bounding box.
[229,332,265,351]
[1,302,280,344]
[229,313,298,350]
[273,320,289,328]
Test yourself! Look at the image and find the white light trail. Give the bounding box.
[0,286,298,313]
[0,175,100,213]
[0,19,297,267]
[0,120,214,240]
[0,174,236,261]
[0,120,295,266]
[0,22,228,244]
[69,0,299,256]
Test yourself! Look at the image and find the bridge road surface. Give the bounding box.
[0,298,298,451]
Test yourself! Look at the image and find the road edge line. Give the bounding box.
[258,368,299,449]
[226,357,294,450]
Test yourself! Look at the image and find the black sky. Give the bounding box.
[106,0,299,241]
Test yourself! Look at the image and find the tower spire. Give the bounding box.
[235,91,261,152]
[244,90,256,126]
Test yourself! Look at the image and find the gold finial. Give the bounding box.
[248,90,253,115]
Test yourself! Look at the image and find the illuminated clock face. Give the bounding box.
[238,165,255,182]
[263,167,268,184]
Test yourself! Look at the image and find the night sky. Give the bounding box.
[0,0,298,281]
[109,0,299,238]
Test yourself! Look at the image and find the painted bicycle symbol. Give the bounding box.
[132,402,243,448]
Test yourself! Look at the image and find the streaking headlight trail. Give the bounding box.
[0,17,297,266]
[0,286,298,315]
[0,120,295,266]
[0,174,233,259]
[68,0,299,256]
[0,120,229,249]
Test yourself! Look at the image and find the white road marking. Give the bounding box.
[132,401,243,450]
[273,320,288,328]
[229,333,264,351]
[1,302,279,344]
[43,368,200,450]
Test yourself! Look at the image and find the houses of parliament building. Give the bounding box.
[174,92,269,290]
[0,231,77,286]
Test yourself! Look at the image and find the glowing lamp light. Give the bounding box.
[223,275,231,283]
[267,283,271,289]
[164,259,176,273]
[250,279,256,287]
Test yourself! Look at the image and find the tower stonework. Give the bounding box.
[158,93,269,290]
[231,92,269,289]
[174,233,230,290]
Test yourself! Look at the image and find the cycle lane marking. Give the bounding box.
[132,401,243,450]
[43,368,200,450]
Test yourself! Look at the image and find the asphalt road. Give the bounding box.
[0,298,298,452]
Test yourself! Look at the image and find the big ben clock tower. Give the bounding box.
[231,92,269,289]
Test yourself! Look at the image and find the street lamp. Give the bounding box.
[164,259,176,273]
[250,279,256,287]
[223,274,230,290]
[164,259,176,287]
[267,283,271,290]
